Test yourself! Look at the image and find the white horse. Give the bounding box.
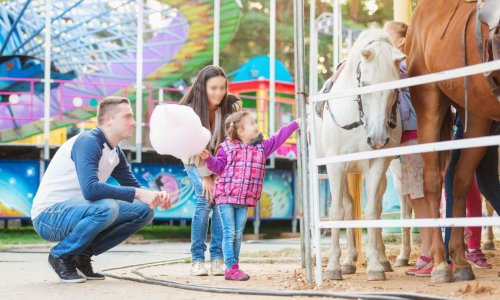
[315,29,405,281]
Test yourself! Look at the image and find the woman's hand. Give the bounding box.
[200,149,210,160]
[202,176,215,203]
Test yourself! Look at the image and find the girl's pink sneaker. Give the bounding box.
[467,249,492,269]
[405,256,432,276]
[224,264,250,281]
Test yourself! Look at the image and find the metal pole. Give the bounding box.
[309,0,318,95]
[337,0,342,61]
[307,93,323,286]
[295,0,312,285]
[135,0,144,163]
[292,162,299,233]
[159,88,164,104]
[332,0,341,70]
[269,0,276,168]
[213,0,220,66]
[43,0,52,161]
[253,202,261,235]
[394,0,411,23]
[293,0,306,269]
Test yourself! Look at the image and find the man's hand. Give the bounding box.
[200,149,210,160]
[135,188,160,210]
[157,191,172,210]
[295,118,301,127]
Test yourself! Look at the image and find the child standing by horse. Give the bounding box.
[200,111,300,280]
[384,21,435,276]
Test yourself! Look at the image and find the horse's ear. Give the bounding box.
[392,48,406,65]
[361,49,374,61]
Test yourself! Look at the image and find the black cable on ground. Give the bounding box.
[101,258,458,300]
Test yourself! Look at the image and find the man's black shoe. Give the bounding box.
[72,255,105,280]
[48,253,86,283]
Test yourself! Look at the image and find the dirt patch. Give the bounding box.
[113,240,500,300]
[458,283,495,296]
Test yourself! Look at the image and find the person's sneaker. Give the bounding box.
[48,253,86,283]
[211,259,225,276]
[72,255,105,280]
[224,264,249,281]
[466,249,492,269]
[191,261,209,276]
[414,263,433,277]
[405,256,432,275]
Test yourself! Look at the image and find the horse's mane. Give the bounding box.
[339,29,399,89]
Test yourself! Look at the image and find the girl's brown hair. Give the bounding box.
[384,21,408,38]
[224,111,252,141]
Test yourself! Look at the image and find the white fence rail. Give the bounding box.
[306,60,500,286]
[310,60,500,102]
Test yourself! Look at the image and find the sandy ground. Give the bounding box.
[1,237,499,300]
[124,242,500,300]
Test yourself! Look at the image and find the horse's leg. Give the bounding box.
[364,160,387,281]
[484,201,496,250]
[325,164,346,280]
[391,159,412,267]
[449,112,490,282]
[409,80,452,283]
[376,173,393,272]
[341,183,357,275]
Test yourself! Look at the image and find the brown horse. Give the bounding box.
[406,0,500,283]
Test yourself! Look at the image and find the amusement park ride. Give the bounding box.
[0,0,301,224]
[0,0,241,144]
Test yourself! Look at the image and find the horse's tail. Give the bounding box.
[439,106,453,175]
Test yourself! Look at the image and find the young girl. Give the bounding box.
[200,111,300,281]
[179,65,242,276]
[384,21,434,276]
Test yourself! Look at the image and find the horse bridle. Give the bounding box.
[324,40,399,131]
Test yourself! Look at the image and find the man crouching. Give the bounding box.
[31,96,171,283]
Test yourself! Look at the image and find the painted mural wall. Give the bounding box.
[0,160,295,220]
[0,160,40,218]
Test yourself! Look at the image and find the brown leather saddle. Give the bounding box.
[476,0,500,98]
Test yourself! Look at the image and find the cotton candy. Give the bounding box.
[149,104,211,161]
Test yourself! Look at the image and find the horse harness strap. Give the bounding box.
[324,58,399,131]
[462,7,477,131]
[325,61,365,130]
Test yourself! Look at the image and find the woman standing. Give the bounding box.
[180,65,241,276]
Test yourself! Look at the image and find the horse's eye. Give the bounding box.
[361,82,369,87]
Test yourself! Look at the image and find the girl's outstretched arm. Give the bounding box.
[262,119,300,157]
[201,148,228,175]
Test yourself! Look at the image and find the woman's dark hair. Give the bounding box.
[179,65,241,150]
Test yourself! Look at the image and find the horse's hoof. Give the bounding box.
[453,265,475,282]
[483,241,496,251]
[367,270,386,281]
[325,270,343,280]
[341,264,356,275]
[430,264,453,283]
[394,259,409,267]
[381,261,393,272]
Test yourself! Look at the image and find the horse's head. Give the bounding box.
[356,30,405,149]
